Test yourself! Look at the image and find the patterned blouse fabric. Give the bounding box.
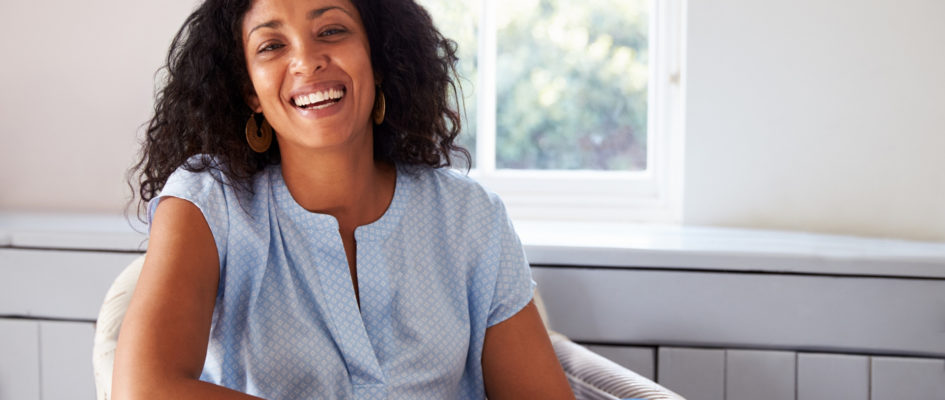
[148,160,535,399]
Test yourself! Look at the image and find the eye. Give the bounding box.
[318,27,348,38]
[257,42,284,54]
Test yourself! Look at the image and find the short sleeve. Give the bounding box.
[147,166,229,268]
[485,197,537,327]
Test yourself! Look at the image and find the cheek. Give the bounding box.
[351,53,376,105]
[248,64,280,100]
[357,73,376,117]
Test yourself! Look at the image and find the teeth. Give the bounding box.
[309,102,334,111]
[294,88,344,107]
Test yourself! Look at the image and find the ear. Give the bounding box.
[245,91,262,113]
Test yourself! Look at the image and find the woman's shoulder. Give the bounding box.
[402,165,500,206]
[397,165,511,227]
[161,155,271,198]
[163,157,226,193]
[150,155,270,222]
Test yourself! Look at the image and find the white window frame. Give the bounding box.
[465,0,686,223]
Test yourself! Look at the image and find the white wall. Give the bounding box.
[2,0,944,241]
[683,0,945,241]
[0,0,197,213]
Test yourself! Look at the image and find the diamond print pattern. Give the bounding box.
[150,161,536,399]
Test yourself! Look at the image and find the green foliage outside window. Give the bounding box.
[415,0,480,163]
[419,0,649,171]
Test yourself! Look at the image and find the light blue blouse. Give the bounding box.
[149,160,535,399]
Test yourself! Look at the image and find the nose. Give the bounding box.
[289,42,328,76]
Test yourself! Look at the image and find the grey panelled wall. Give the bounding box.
[533,266,945,399]
[531,266,945,357]
[0,248,138,400]
[797,353,870,399]
[871,357,945,400]
[653,347,945,400]
[40,322,97,400]
[657,348,724,400]
[0,249,138,320]
[0,320,41,400]
[725,350,795,400]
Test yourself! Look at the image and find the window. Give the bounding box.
[418,0,685,222]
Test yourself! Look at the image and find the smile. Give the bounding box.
[291,88,346,110]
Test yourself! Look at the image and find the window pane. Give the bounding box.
[496,0,649,170]
[416,0,480,167]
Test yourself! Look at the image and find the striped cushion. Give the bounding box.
[550,332,686,400]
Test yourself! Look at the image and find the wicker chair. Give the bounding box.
[93,255,684,400]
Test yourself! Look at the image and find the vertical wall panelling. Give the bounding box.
[797,353,869,400]
[871,356,945,400]
[0,319,41,400]
[530,266,945,357]
[39,321,96,400]
[725,349,796,400]
[583,345,656,380]
[657,347,725,400]
[0,249,138,320]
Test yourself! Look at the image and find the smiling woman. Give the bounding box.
[242,2,377,152]
[116,0,573,399]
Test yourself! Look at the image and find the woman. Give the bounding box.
[114,0,574,398]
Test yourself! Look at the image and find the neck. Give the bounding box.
[278,135,395,231]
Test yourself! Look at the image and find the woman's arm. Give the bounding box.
[112,198,262,400]
[481,301,575,400]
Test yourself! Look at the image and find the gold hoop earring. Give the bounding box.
[372,87,386,125]
[245,113,273,153]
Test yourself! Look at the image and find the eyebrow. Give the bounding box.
[248,6,352,38]
[248,20,282,38]
[307,6,351,21]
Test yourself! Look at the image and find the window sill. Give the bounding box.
[2,213,944,279]
[516,220,945,279]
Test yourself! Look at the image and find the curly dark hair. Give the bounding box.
[131,0,468,212]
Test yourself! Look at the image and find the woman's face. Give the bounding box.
[241,0,375,152]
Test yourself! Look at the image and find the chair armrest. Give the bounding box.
[93,255,146,400]
[550,332,686,400]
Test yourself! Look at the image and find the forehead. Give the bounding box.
[242,0,361,29]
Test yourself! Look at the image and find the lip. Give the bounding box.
[287,81,348,118]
